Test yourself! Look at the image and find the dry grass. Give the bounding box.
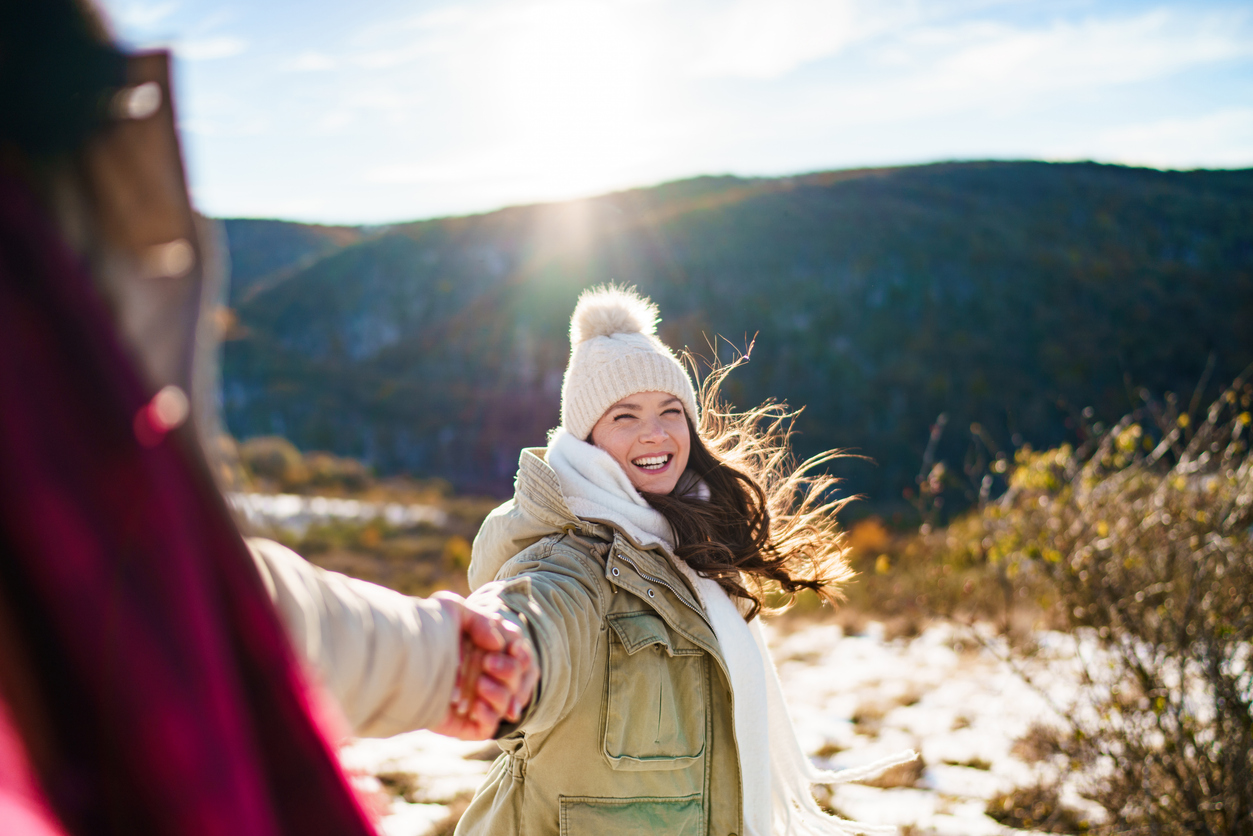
[1011,722,1064,765]
[849,702,887,737]
[942,756,992,771]
[812,741,847,760]
[375,770,421,804]
[986,783,1091,833]
[859,755,926,790]
[427,791,476,836]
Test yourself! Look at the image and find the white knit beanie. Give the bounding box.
[560,286,699,441]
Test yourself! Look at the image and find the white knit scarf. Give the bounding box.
[546,429,915,836]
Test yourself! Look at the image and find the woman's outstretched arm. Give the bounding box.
[468,537,610,737]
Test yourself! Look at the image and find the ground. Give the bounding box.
[339,618,1102,836]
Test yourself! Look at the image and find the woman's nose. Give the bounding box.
[639,416,666,441]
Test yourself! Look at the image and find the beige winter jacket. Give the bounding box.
[458,448,744,836]
[248,538,460,737]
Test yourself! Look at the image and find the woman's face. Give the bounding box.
[590,391,691,495]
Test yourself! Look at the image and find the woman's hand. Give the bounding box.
[430,592,538,740]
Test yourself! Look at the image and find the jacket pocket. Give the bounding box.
[559,793,703,835]
[603,611,706,770]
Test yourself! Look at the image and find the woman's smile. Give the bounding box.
[632,453,672,471]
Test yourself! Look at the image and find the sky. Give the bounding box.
[97,0,1253,225]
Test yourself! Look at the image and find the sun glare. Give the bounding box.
[477,2,671,197]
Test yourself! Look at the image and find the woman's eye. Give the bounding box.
[613,413,635,422]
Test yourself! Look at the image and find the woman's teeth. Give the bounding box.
[633,454,670,471]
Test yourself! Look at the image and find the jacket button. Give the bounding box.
[611,567,620,577]
[647,588,655,598]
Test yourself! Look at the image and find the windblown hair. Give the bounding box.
[640,352,853,619]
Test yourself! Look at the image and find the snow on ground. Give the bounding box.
[341,619,1096,835]
[228,492,447,535]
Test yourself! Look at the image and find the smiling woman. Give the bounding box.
[459,285,911,836]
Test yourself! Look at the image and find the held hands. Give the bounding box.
[430,592,538,740]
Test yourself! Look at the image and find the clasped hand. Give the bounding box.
[430,592,538,740]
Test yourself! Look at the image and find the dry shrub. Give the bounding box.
[828,511,1041,634]
[987,782,1092,833]
[860,754,925,789]
[942,756,992,771]
[375,770,421,803]
[239,435,308,489]
[372,775,475,836]
[847,517,892,555]
[1011,721,1065,765]
[238,435,375,493]
[303,450,371,492]
[982,379,1253,834]
[813,741,846,760]
[850,702,887,737]
[427,791,476,836]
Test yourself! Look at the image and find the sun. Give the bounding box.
[475,1,673,198]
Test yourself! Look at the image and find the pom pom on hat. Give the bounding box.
[570,285,659,344]
[560,285,699,441]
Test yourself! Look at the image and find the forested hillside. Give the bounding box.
[220,161,1253,509]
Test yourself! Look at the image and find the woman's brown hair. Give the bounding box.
[640,352,853,619]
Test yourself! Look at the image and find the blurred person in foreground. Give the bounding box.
[0,3,535,835]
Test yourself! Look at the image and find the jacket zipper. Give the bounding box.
[615,551,736,694]
[614,551,713,632]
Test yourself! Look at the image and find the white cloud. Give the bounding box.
[693,0,860,79]
[1055,107,1253,169]
[284,52,338,72]
[177,91,268,138]
[179,115,268,137]
[791,8,1253,130]
[918,9,1251,100]
[346,6,476,69]
[367,161,482,186]
[176,35,247,61]
[107,0,180,32]
[154,0,1253,222]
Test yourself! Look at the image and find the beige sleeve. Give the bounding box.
[247,537,460,737]
[467,498,552,591]
[467,540,607,736]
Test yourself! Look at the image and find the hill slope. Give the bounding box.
[220,161,1253,508]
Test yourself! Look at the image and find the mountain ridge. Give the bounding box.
[219,160,1253,511]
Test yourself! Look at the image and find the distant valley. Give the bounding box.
[219,161,1253,515]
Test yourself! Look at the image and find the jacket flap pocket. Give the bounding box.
[604,612,707,767]
[560,794,703,835]
[608,611,679,656]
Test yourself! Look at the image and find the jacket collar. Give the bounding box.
[498,448,711,625]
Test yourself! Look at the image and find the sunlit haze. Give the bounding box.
[98,0,1253,224]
